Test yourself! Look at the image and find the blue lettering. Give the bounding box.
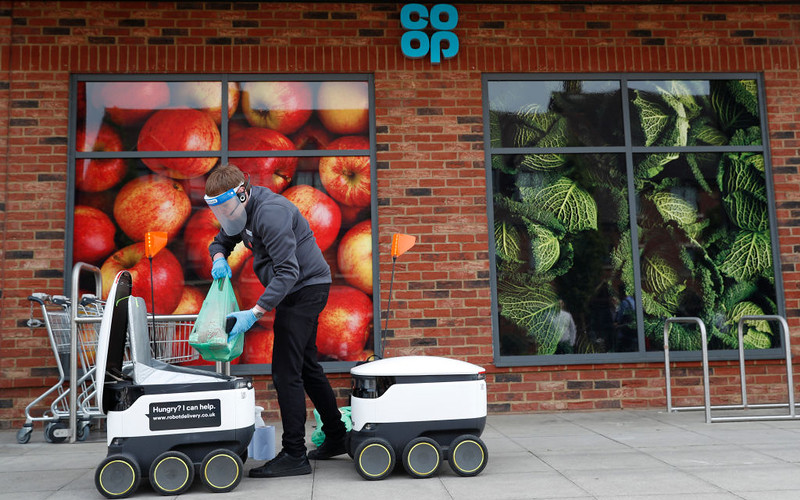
[430,31,458,64]
[400,4,428,30]
[430,4,457,31]
[401,31,430,59]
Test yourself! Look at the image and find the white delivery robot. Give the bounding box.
[349,356,488,480]
[346,235,489,480]
[93,270,255,498]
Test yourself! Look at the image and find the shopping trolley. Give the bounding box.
[17,292,105,444]
[17,263,201,444]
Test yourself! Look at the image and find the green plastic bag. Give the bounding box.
[189,277,244,362]
[311,406,352,447]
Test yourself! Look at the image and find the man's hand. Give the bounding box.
[226,310,257,340]
[212,257,232,279]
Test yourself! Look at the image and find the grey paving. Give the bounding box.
[3,409,800,499]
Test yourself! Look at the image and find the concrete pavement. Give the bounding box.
[3,409,800,499]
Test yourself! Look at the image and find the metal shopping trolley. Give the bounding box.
[17,291,105,444]
[17,263,201,444]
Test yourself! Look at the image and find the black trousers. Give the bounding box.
[271,283,346,456]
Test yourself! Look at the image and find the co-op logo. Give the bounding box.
[400,3,459,64]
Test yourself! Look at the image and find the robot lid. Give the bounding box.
[350,355,485,378]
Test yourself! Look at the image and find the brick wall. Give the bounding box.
[0,1,798,427]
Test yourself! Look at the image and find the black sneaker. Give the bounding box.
[248,450,311,478]
[307,435,348,460]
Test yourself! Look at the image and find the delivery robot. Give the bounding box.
[348,355,488,480]
[346,235,489,480]
[93,270,255,498]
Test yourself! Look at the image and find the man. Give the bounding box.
[205,164,347,478]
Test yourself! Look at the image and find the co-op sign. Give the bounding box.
[400,3,459,64]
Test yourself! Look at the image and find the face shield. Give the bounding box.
[204,181,247,236]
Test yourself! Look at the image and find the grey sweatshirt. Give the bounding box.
[208,185,331,311]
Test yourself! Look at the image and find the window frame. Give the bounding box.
[66,73,379,374]
[482,72,784,367]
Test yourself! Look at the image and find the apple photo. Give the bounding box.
[75,123,128,192]
[240,81,313,136]
[228,127,298,193]
[169,81,240,124]
[318,136,371,208]
[317,81,369,135]
[316,285,373,360]
[100,242,185,315]
[72,77,375,366]
[137,108,221,179]
[89,81,170,127]
[113,174,192,242]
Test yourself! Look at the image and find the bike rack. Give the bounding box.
[664,317,712,423]
[664,315,797,423]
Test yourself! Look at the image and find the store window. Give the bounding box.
[484,75,782,366]
[69,76,376,373]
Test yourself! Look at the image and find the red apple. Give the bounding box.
[73,205,116,265]
[234,255,263,309]
[322,246,340,283]
[228,118,250,136]
[138,109,221,179]
[316,285,373,360]
[172,285,205,314]
[183,208,252,280]
[290,120,332,171]
[241,323,274,365]
[113,174,192,242]
[240,81,312,135]
[282,185,342,252]
[100,242,185,315]
[318,136,371,207]
[91,81,170,127]
[170,81,240,124]
[75,123,127,192]
[228,128,297,193]
[337,220,372,295]
[317,81,369,135]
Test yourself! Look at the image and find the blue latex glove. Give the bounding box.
[227,310,257,340]
[211,257,232,279]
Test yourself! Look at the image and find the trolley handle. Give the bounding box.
[51,295,70,306]
[28,293,48,305]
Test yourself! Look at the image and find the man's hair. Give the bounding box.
[206,163,246,197]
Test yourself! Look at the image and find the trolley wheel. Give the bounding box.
[447,435,488,477]
[149,450,194,496]
[200,449,243,493]
[17,426,32,444]
[76,422,91,442]
[354,438,395,481]
[44,422,68,443]
[95,454,141,499]
[402,437,442,479]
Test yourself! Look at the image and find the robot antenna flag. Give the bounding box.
[145,231,168,336]
[382,233,416,357]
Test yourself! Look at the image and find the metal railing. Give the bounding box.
[664,315,796,423]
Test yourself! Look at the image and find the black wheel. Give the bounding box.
[149,451,194,496]
[17,426,32,444]
[354,438,395,481]
[447,435,488,477]
[44,421,68,443]
[200,449,243,493]
[77,422,91,442]
[95,454,141,499]
[402,437,442,478]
